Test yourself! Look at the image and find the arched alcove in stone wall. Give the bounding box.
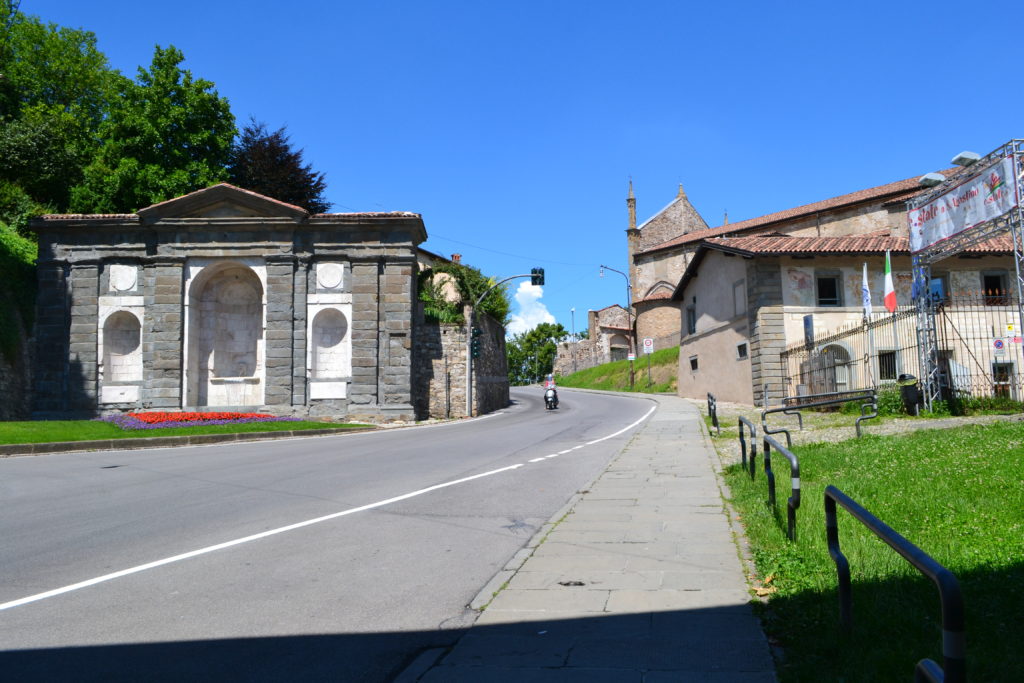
[311,308,349,379]
[186,262,265,406]
[102,311,142,382]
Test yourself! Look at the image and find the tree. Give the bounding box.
[418,262,511,325]
[228,119,330,213]
[70,45,235,213]
[506,322,569,386]
[0,3,115,215]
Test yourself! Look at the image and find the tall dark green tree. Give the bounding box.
[70,45,235,213]
[227,119,330,213]
[506,322,569,385]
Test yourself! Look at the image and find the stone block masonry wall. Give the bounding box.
[264,256,296,407]
[290,258,310,407]
[142,259,184,409]
[472,312,509,416]
[411,311,508,419]
[747,259,785,407]
[67,263,99,413]
[347,260,381,412]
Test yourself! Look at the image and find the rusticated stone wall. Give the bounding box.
[412,308,508,419]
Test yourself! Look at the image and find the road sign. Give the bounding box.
[994,338,1006,355]
[627,353,635,361]
[642,338,654,354]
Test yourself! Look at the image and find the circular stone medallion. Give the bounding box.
[317,263,344,290]
[109,264,137,292]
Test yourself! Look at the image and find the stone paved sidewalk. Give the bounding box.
[400,394,776,682]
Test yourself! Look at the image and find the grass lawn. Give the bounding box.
[722,421,1024,682]
[558,346,679,393]
[0,419,369,445]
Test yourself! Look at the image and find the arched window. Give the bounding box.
[103,311,142,382]
[312,308,349,379]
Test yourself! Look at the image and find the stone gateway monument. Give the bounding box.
[31,184,426,422]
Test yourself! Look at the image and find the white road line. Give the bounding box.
[585,405,655,445]
[528,457,545,462]
[2,403,656,612]
[0,463,523,612]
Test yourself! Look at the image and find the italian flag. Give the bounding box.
[884,250,897,313]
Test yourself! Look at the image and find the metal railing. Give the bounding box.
[738,416,757,480]
[707,392,720,435]
[763,433,801,541]
[824,486,966,683]
[762,389,878,446]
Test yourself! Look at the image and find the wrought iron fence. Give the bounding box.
[781,292,1024,409]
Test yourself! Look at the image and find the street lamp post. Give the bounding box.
[570,307,576,373]
[599,264,635,389]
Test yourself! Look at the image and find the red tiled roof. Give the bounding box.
[39,214,138,220]
[705,232,1013,256]
[638,170,958,256]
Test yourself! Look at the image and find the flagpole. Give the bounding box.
[863,261,877,388]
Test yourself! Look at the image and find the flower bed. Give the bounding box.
[98,411,301,431]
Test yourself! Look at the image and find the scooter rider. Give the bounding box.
[543,373,559,408]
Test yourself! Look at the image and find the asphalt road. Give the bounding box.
[0,387,653,682]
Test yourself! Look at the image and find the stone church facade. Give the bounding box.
[31,184,426,422]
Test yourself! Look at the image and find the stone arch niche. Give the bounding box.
[307,306,352,399]
[186,262,265,407]
[99,310,143,407]
[312,308,349,378]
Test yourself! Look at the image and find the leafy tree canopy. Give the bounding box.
[506,322,568,386]
[418,262,511,326]
[70,45,236,213]
[0,3,115,215]
[228,118,330,213]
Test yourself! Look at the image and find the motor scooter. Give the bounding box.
[544,387,559,410]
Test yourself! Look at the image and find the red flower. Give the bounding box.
[127,411,269,424]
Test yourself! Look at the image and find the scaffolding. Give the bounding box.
[908,139,1024,410]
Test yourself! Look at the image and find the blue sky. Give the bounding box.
[33,0,1024,337]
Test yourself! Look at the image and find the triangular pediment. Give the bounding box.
[136,184,309,223]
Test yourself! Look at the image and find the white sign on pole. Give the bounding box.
[909,156,1020,253]
[627,353,635,361]
[642,337,654,354]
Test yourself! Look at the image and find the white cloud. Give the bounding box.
[506,282,555,336]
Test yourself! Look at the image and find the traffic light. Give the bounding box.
[470,337,481,358]
[530,268,545,286]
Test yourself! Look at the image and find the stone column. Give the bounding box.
[264,256,295,406]
[348,259,380,409]
[142,258,185,409]
[67,262,99,414]
[380,260,413,410]
[291,257,310,407]
[33,261,69,415]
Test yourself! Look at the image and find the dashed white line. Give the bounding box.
[2,404,656,612]
[0,463,523,612]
